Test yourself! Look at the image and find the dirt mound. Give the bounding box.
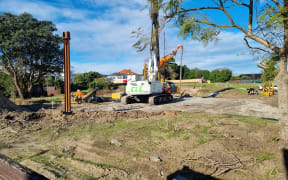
[0,94,26,111]
[180,87,213,97]
[0,111,45,130]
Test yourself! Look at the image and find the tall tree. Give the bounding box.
[165,0,288,143]
[0,12,63,100]
[200,70,210,80]
[73,72,103,90]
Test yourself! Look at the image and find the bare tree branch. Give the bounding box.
[246,34,281,52]
[248,0,253,33]
[244,36,272,53]
[195,19,233,28]
[219,0,248,33]
[271,0,282,9]
[180,6,222,13]
[230,0,249,7]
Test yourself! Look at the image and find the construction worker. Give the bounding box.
[75,89,83,104]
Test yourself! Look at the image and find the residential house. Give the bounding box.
[106,69,144,84]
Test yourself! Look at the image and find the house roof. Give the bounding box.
[118,69,136,74]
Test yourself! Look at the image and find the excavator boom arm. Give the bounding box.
[159,44,183,69]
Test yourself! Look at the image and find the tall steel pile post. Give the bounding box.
[63,31,71,113]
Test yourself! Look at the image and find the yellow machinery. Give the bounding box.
[71,88,103,104]
[262,81,275,96]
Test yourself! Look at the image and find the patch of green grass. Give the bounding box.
[27,94,64,103]
[167,130,185,138]
[157,136,165,141]
[236,117,275,129]
[226,83,258,89]
[198,139,206,145]
[14,154,27,162]
[72,157,119,169]
[233,88,248,94]
[45,169,62,178]
[80,175,98,180]
[191,125,211,136]
[202,126,209,134]
[270,136,280,141]
[132,152,141,158]
[37,127,58,139]
[81,175,99,180]
[265,168,279,180]
[256,152,276,160]
[30,155,65,178]
[183,136,190,140]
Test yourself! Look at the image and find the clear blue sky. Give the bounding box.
[0,0,262,75]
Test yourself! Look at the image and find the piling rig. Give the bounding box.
[121,0,182,105]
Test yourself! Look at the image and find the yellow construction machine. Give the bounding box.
[262,81,275,96]
[71,88,104,104]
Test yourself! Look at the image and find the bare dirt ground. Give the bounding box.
[75,95,279,120]
[0,87,284,180]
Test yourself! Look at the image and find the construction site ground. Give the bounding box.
[0,84,285,179]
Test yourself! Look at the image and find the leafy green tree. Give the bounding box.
[165,0,288,142]
[200,70,210,80]
[45,77,55,87]
[188,68,196,79]
[0,13,63,99]
[261,60,279,81]
[240,76,251,80]
[0,72,14,97]
[259,55,280,81]
[182,65,190,79]
[73,74,87,89]
[166,63,180,79]
[208,69,232,82]
[89,77,113,90]
[219,68,232,82]
[73,72,103,90]
[208,69,219,83]
[54,79,64,92]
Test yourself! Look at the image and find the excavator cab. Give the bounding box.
[163,82,177,93]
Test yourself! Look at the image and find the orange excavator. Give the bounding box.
[143,44,183,82]
[159,44,183,82]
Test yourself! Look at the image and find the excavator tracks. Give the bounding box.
[121,94,173,105]
[148,94,173,105]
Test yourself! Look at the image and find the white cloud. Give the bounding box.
[80,0,147,8]
[0,0,88,21]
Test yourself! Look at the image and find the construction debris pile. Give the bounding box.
[0,95,26,111]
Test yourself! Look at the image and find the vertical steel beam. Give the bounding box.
[63,31,71,113]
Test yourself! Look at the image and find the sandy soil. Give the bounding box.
[74,96,279,120]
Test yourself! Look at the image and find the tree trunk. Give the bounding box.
[277,55,288,144]
[27,81,33,98]
[13,77,24,100]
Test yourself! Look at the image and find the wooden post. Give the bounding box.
[63,31,71,114]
